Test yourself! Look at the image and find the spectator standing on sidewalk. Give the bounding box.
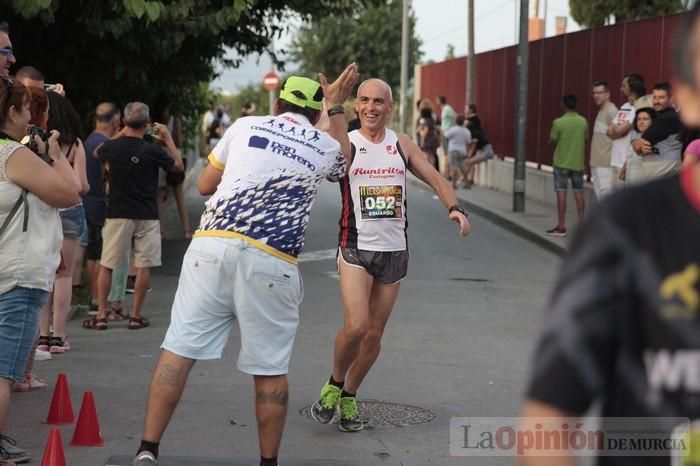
[546,94,588,238]
[82,103,120,313]
[622,107,658,186]
[444,114,471,188]
[37,91,89,355]
[0,76,80,465]
[0,23,15,78]
[131,65,359,466]
[83,102,183,331]
[438,95,456,177]
[612,79,645,184]
[622,72,654,110]
[608,79,642,185]
[589,81,618,199]
[633,82,683,181]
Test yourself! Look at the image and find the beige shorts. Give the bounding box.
[100,218,161,269]
[162,236,303,375]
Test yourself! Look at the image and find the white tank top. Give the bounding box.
[338,129,407,251]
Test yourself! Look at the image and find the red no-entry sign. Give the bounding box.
[263,71,281,91]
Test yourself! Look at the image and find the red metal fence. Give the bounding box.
[419,13,687,168]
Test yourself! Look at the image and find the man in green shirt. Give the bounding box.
[547,94,588,237]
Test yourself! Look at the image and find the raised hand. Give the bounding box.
[319,63,359,107]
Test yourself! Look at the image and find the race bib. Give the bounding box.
[358,185,403,220]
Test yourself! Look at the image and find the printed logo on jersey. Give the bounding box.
[197,172,322,257]
[358,185,403,220]
[249,136,270,150]
[359,147,367,154]
[270,141,317,171]
[644,349,700,392]
[660,264,699,319]
[352,166,405,180]
[386,144,398,155]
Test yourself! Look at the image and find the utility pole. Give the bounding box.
[513,0,529,212]
[399,0,410,133]
[466,0,475,106]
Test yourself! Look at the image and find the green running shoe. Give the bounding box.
[310,382,341,424]
[338,396,364,432]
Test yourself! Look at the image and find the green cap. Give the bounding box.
[279,76,324,111]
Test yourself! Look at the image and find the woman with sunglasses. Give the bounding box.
[0,77,79,465]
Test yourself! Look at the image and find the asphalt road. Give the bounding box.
[9,172,561,466]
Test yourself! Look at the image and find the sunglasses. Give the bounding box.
[0,47,14,60]
[0,75,14,117]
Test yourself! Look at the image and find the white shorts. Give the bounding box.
[162,236,303,375]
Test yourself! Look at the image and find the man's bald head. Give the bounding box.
[95,102,120,133]
[357,79,393,102]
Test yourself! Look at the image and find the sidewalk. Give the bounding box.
[408,175,585,256]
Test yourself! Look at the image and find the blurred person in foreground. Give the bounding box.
[519,5,700,465]
[0,77,79,465]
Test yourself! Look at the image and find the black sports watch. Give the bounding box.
[448,205,467,216]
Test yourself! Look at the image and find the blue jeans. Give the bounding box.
[0,287,48,381]
[553,167,584,192]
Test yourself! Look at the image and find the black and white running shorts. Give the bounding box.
[337,247,409,284]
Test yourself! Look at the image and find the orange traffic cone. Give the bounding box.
[40,428,67,466]
[71,391,104,446]
[43,373,74,424]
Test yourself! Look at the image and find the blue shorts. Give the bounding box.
[553,167,584,192]
[0,287,48,381]
[60,205,87,239]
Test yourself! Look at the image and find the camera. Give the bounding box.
[21,125,53,165]
[43,83,58,92]
[143,123,162,144]
[144,123,159,137]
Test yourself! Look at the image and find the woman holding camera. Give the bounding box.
[0,77,79,463]
[35,91,89,355]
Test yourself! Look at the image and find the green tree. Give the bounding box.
[217,82,273,117]
[445,44,456,60]
[569,0,685,28]
[2,0,368,140]
[288,0,422,95]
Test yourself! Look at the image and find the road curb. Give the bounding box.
[407,177,566,257]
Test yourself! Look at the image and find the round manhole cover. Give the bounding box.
[300,399,435,428]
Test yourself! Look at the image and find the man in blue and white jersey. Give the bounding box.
[132,64,359,466]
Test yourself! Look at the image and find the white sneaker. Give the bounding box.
[34,349,51,361]
[132,451,157,465]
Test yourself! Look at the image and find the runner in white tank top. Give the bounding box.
[339,128,407,251]
[312,78,471,432]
